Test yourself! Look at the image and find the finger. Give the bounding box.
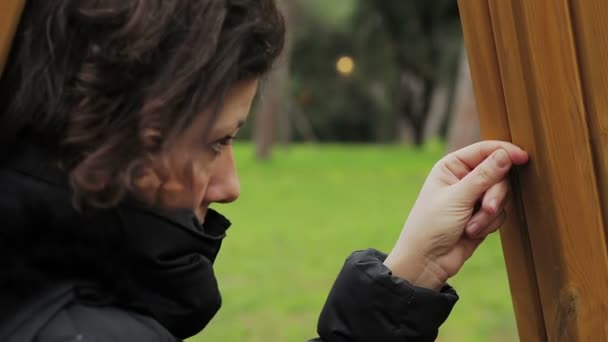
[481,179,510,215]
[449,141,529,171]
[473,210,507,239]
[465,207,504,238]
[443,153,473,180]
[455,149,513,203]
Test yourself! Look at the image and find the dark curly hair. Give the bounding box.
[0,0,285,207]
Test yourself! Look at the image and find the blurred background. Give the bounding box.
[191,1,516,341]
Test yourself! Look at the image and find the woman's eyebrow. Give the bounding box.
[212,119,246,140]
[235,119,246,129]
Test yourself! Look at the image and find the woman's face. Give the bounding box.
[135,80,258,223]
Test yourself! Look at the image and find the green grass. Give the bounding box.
[189,143,517,342]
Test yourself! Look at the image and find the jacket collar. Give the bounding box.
[2,144,231,338]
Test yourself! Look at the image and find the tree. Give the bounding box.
[446,47,480,152]
[289,1,396,143]
[254,0,296,160]
[353,0,462,146]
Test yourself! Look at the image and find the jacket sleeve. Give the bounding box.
[308,249,458,342]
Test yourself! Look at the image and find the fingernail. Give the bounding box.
[493,149,510,168]
[467,223,480,237]
[488,199,498,213]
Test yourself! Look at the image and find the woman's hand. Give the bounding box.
[384,141,529,291]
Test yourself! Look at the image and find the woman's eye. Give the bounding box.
[210,136,235,154]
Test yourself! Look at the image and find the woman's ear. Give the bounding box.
[0,0,26,78]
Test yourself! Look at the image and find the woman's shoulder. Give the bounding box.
[1,283,178,342]
[35,303,179,342]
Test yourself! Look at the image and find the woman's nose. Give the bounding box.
[204,148,241,204]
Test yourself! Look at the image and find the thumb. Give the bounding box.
[454,149,512,204]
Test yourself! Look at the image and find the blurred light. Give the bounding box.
[336,56,355,76]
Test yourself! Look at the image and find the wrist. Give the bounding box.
[383,253,448,292]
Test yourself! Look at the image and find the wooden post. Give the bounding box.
[570,1,608,235]
[0,0,26,77]
[460,0,608,340]
[457,2,546,340]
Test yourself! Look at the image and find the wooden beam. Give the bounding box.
[457,1,547,341]
[570,0,608,238]
[487,0,608,340]
[0,0,26,77]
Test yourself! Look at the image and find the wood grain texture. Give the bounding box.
[488,0,608,340]
[570,1,608,245]
[457,1,547,341]
[0,0,26,77]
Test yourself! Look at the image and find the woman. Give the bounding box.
[0,1,529,341]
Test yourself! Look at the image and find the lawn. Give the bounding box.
[189,143,518,342]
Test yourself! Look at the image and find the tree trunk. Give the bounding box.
[423,83,450,142]
[446,46,480,152]
[254,0,296,159]
[398,71,434,148]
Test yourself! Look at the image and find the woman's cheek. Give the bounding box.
[158,178,189,209]
[190,161,212,202]
[132,169,161,205]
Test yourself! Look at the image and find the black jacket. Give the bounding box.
[0,145,458,341]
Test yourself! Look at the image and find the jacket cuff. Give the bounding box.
[317,249,458,342]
